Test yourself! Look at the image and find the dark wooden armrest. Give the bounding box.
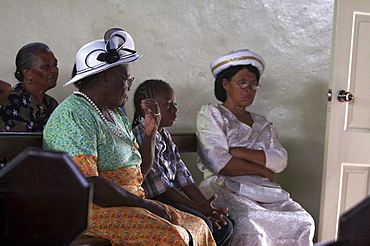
[171,133,197,153]
[71,235,111,246]
[0,132,43,159]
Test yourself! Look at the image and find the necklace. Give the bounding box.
[73,91,125,137]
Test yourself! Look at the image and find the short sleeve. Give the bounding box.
[196,104,233,174]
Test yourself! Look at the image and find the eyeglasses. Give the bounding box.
[111,68,135,89]
[232,80,260,90]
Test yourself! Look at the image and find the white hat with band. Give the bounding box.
[64,29,141,86]
[210,49,265,78]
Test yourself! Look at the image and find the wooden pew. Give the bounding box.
[0,132,197,158]
[0,132,198,245]
[0,148,92,246]
[171,132,197,153]
[0,132,43,159]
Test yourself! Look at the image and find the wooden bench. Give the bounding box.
[0,132,197,158]
[0,131,197,245]
[171,132,197,152]
[0,148,93,246]
[0,132,43,159]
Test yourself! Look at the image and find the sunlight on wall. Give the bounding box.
[0,0,335,241]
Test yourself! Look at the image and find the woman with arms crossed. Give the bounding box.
[196,49,315,246]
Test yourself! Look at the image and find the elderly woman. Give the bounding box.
[0,42,59,132]
[196,49,315,245]
[43,28,215,246]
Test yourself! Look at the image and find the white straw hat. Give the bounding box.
[210,49,265,78]
[64,29,141,86]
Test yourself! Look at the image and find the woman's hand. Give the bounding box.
[262,168,275,181]
[197,194,229,230]
[139,99,161,176]
[141,99,161,137]
[143,200,172,221]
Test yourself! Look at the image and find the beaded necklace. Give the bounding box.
[73,91,124,137]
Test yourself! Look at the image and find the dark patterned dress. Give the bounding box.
[0,83,58,132]
[0,83,58,169]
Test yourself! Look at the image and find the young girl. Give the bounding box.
[132,79,233,246]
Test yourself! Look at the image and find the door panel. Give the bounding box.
[347,13,370,131]
[319,0,370,242]
[340,164,370,213]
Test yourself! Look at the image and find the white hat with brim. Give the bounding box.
[210,49,265,78]
[64,30,141,86]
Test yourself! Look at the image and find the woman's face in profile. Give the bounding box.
[106,64,131,109]
[27,48,59,90]
[223,68,258,107]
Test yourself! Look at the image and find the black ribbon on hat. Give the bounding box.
[97,47,137,64]
[97,49,120,64]
[97,31,137,64]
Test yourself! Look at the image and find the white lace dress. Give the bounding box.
[196,104,315,246]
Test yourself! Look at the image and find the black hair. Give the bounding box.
[14,42,50,82]
[132,79,170,128]
[71,63,99,89]
[214,64,260,102]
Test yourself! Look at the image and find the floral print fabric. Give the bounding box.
[0,83,58,132]
[43,94,216,246]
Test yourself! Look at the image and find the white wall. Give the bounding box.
[0,0,334,241]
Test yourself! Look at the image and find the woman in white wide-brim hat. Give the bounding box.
[43,28,216,246]
[196,49,315,245]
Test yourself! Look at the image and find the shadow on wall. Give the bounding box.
[275,136,325,243]
[180,152,203,184]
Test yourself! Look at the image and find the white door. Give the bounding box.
[319,0,370,242]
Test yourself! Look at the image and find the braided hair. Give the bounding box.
[132,79,169,128]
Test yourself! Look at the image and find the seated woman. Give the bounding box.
[0,42,59,132]
[196,49,315,245]
[0,80,11,100]
[43,28,216,246]
[132,79,233,246]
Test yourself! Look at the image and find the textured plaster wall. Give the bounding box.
[0,0,334,241]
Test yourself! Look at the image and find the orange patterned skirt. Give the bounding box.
[84,167,216,246]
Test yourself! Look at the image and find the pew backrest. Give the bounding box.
[0,148,91,245]
[0,132,197,245]
[0,132,197,160]
[0,132,43,159]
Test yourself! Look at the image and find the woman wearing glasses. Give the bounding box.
[44,29,216,246]
[196,49,315,245]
